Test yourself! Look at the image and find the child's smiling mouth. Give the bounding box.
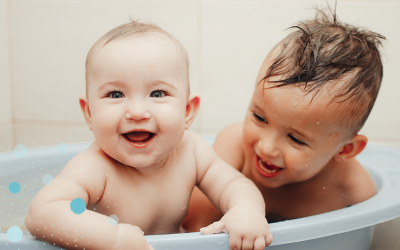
[123,131,155,148]
[256,156,283,178]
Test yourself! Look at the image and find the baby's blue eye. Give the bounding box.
[110,91,123,98]
[150,90,166,98]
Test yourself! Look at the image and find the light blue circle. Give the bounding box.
[7,226,23,243]
[8,182,20,194]
[70,198,86,214]
[13,144,27,159]
[57,143,68,154]
[42,174,53,185]
[108,215,119,226]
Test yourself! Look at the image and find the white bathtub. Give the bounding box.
[1,140,400,250]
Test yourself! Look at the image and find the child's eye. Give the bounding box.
[253,112,266,123]
[106,91,124,99]
[150,89,168,98]
[288,134,307,146]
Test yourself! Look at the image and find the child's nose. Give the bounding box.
[125,100,151,121]
[258,137,280,158]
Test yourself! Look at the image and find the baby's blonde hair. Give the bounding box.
[85,20,190,96]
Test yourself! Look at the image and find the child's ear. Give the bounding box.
[334,135,368,161]
[79,95,93,131]
[185,93,200,130]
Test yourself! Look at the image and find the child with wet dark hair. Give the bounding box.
[183,10,385,230]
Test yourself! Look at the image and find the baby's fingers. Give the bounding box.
[265,233,273,246]
[254,236,267,250]
[200,221,227,235]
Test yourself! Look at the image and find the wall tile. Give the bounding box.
[0,1,12,124]
[10,0,198,125]
[14,124,94,149]
[0,126,14,152]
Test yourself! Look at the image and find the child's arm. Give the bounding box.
[182,123,244,232]
[192,133,272,250]
[25,149,153,250]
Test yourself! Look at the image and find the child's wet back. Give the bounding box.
[25,21,273,250]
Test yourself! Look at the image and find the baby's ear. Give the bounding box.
[79,95,93,131]
[334,135,368,161]
[185,93,200,130]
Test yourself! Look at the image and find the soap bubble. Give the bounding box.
[70,198,86,214]
[108,215,119,226]
[42,174,53,185]
[8,182,20,194]
[7,226,23,243]
[57,143,68,154]
[13,144,27,159]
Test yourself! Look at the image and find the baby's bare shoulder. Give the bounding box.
[335,159,377,205]
[54,142,114,205]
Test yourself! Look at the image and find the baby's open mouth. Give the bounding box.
[257,156,283,177]
[124,131,155,143]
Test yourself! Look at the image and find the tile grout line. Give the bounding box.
[6,0,16,147]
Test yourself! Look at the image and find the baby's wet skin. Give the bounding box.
[26,28,273,250]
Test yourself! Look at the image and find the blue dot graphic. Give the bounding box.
[42,174,53,185]
[13,144,27,159]
[8,182,20,194]
[70,198,86,214]
[57,143,68,154]
[7,226,23,243]
[108,215,119,226]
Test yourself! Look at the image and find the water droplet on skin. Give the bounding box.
[182,206,186,210]
[293,103,297,107]
[274,114,277,117]
[334,137,337,140]
[323,187,325,189]
[274,98,276,101]
[317,121,320,124]
[305,164,308,167]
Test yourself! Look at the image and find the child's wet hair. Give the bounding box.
[260,9,385,136]
[85,19,190,96]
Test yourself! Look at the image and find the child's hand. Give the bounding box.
[113,224,154,250]
[200,205,272,250]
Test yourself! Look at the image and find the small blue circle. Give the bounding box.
[13,144,27,159]
[70,198,86,214]
[8,182,20,194]
[57,143,68,154]
[108,215,119,226]
[7,226,23,243]
[42,174,53,185]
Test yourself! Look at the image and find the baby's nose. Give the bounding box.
[125,101,151,121]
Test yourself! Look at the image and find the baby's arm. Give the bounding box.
[25,149,153,250]
[192,133,272,250]
[182,123,244,232]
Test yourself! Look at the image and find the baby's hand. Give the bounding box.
[113,224,154,250]
[200,205,272,250]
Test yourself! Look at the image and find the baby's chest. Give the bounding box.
[93,172,193,232]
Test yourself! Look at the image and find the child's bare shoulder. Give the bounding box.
[213,122,245,170]
[335,159,377,205]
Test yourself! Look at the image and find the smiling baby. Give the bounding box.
[25,21,272,250]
